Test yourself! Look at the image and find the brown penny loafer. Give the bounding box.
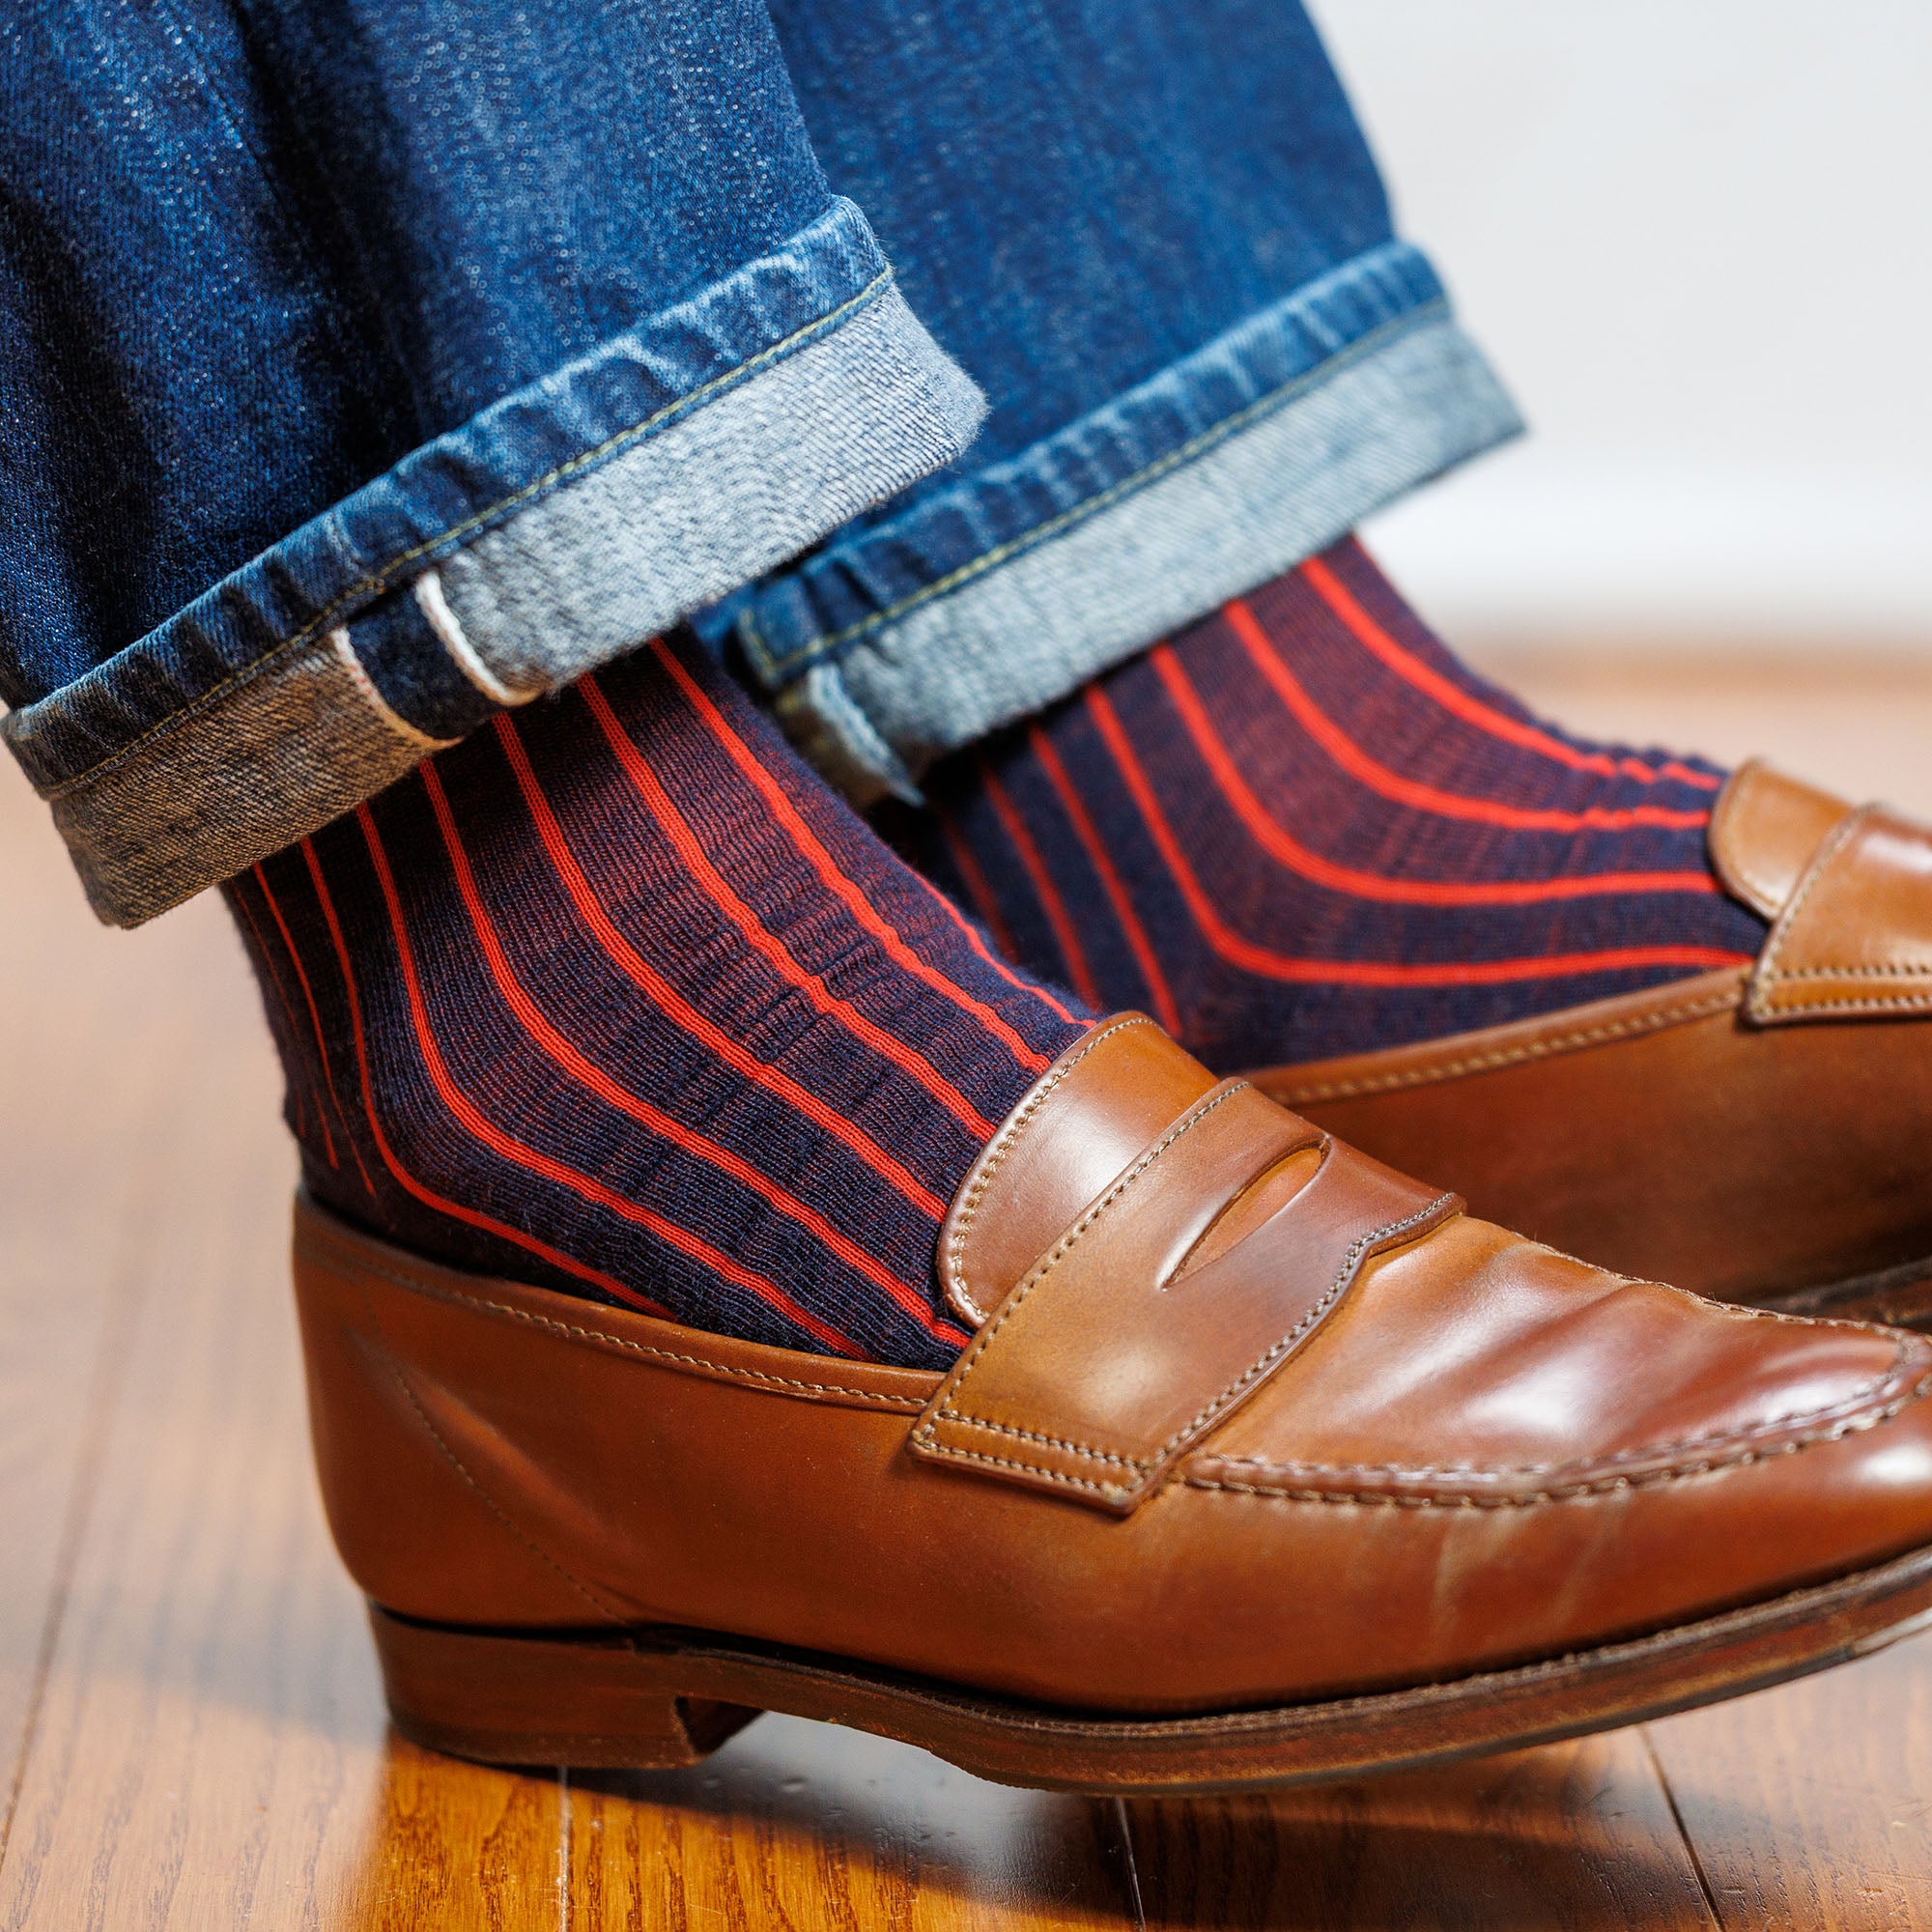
[296,1013,1932,1794]
[1246,760,1932,1326]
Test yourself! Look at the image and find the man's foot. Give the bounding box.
[227,633,1091,1371]
[298,1015,1932,1790]
[919,534,1766,1068]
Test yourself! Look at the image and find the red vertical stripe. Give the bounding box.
[254,863,373,1189]
[1085,688,1748,986]
[1023,726,1183,1035]
[493,713,952,1222]
[938,813,1019,961]
[356,805,868,1358]
[298,837,667,1314]
[578,675,996,1141]
[1297,556,1719,789]
[977,759,1102,1010]
[229,882,315,1146]
[419,762,968,1350]
[924,819,1087,1026]
[1223,601,1711,833]
[1151,645,1719,903]
[646,638,1058,1069]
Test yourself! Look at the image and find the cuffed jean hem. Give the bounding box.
[3,197,985,928]
[729,242,1522,804]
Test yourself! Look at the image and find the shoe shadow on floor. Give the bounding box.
[548,1714,1724,1929]
[0,1592,1771,1927]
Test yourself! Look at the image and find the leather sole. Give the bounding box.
[1762,1256,1932,1333]
[370,1542,1932,1794]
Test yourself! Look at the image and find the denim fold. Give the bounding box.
[729,241,1521,802]
[5,199,985,926]
[5,0,1521,930]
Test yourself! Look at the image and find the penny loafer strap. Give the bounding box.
[910,1077,1461,1514]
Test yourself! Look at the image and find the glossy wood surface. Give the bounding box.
[4,658,1932,1929]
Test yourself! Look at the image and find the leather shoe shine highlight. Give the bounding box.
[297,1012,1932,1793]
[1249,761,1932,1325]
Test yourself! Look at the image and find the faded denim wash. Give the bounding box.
[0,0,1518,925]
[733,1,1520,798]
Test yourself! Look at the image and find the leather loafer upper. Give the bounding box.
[296,1011,1932,1716]
[1247,761,1932,1308]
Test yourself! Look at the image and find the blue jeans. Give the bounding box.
[0,0,1518,926]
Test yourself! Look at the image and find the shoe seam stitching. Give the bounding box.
[924,1411,1144,1468]
[1748,807,1868,1020]
[1186,1368,1932,1507]
[347,1272,627,1619]
[930,1080,1251,1443]
[1767,961,1932,980]
[923,1089,1458,1493]
[1193,1331,1918,1482]
[942,1013,1152,1323]
[1711,765,1790,916]
[1755,991,1932,1016]
[1261,982,1744,1105]
[920,1081,1255,1487]
[305,1236,928,1410]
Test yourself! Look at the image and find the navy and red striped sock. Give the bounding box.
[226,633,1090,1371]
[918,536,1768,1070]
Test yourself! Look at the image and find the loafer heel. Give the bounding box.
[369,1605,763,1769]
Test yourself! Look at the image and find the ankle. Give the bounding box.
[228,636,1091,1367]
[921,538,1765,1067]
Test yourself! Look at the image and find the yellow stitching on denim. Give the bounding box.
[744,298,1452,684]
[42,268,897,802]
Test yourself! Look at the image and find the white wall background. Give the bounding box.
[1308,2,1932,649]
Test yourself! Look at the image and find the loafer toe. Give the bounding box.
[1250,760,1932,1319]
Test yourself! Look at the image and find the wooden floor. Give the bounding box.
[6,654,1932,1930]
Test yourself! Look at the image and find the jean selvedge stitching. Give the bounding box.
[40,267,897,803]
[739,296,1450,688]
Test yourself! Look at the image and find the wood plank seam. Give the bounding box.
[0,1240,145,1881]
[1641,1726,1725,1930]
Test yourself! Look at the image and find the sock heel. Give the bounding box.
[369,1605,763,1769]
